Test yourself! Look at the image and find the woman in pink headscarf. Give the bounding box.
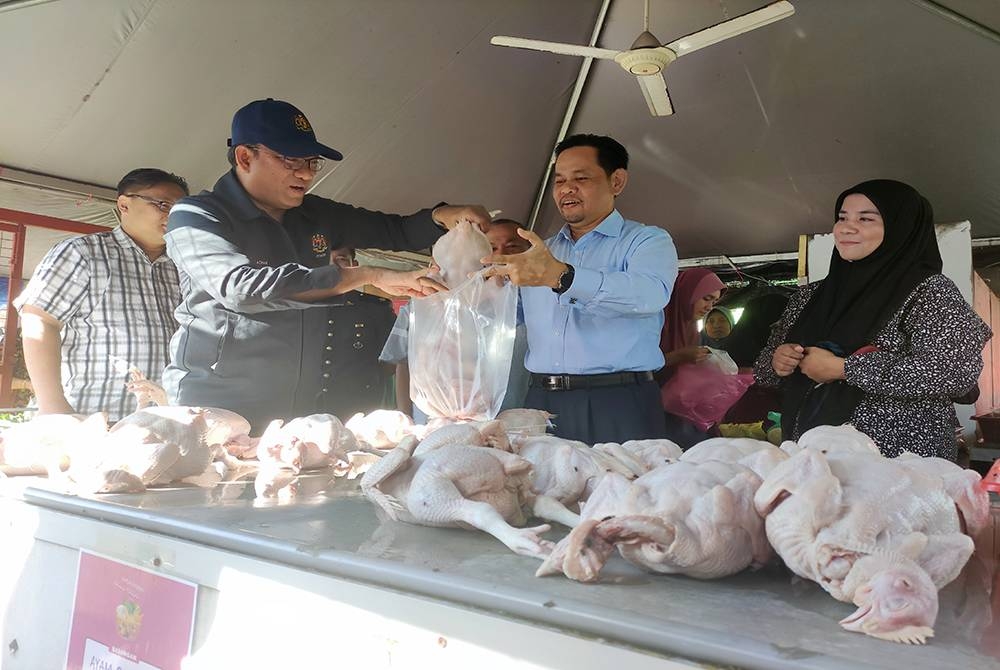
[657,268,726,447]
[659,268,726,373]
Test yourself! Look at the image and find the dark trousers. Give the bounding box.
[662,412,712,449]
[524,380,667,445]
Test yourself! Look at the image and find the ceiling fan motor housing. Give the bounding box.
[614,46,676,75]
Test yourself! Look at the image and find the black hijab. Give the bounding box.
[726,293,790,368]
[782,179,942,438]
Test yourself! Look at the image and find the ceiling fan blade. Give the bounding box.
[664,1,795,57]
[490,36,620,60]
[636,73,674,116]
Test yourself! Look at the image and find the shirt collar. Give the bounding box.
[557,209,625,242]
[213,169,272,221]
[111,225,171,264]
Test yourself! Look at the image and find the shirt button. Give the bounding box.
[327,332,333,337]
[325,346,333,351]
[321,387,328,393]
[328,320,334,325]
[322,373,331,379]
[324,360,331,365]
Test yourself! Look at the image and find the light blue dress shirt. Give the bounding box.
[520,209,678,375]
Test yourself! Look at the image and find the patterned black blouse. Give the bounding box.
[754,274,991,459]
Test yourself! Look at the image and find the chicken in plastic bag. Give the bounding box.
[408,221,518,421]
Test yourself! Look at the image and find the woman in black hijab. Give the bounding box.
[754,180,991,459]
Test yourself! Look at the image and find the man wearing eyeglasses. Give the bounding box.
[163,98,491,431]
[17,168,189,420]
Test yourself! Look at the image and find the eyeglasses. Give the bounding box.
[249,145,325,173]
[124,193,177,213]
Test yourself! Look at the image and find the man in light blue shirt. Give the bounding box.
[483,134,678,443]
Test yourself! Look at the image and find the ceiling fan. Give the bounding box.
[491,0,795,117]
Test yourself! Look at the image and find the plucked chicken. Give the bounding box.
[538,460,769,582]
[361,436,553,557]
[754,448,986,644]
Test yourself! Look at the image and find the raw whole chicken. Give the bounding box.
[680,437,788,478]
[410,220,518,421]
[786,424,880,456]
[346,410,420,449]
[0,413,109,477]
[592,439,682,477]
[432,219,492,289]
[513,435,637,528]
[538,460,769,582]
[122,368,256,460]
[360,436,553,558]
[98,406,216,486]
[62,406,255,493]
[754,448,986,644]
[256,414,361,472]
[0,408,245,493]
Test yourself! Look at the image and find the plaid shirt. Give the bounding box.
[15,226,180,421]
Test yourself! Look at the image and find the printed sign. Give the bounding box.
[65,551,197,670]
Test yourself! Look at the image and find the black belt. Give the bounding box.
[529,371,655,391]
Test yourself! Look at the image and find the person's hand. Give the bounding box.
[799,347,846,383]
[668,346,711,366]
[431,205,492,233]
[772,343,805,377]
[481,229,566,288]
[371,267,448,298]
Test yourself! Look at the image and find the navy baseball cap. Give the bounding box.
[228,98,343,160]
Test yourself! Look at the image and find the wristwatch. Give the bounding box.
[552,263,575,294]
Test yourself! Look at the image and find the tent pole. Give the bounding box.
[907,0,1000,46]
[527,0,613,231]
[0,0,64,14]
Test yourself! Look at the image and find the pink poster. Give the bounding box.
[65,551,197,670]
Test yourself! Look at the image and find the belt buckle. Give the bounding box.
[545,375,563,391]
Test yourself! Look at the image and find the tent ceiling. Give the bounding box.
[1,0,998,259]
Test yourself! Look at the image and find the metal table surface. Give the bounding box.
[7,474,1000,670]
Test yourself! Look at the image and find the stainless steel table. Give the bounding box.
[1,474,997,669]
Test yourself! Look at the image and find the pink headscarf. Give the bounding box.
[659,268,725,357]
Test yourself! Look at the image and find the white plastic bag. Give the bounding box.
[409,272,518,421]
[703,347,739,375]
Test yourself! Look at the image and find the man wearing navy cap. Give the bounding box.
[163,98,490,431]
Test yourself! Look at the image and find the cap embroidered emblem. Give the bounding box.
[293,114,312,132]
[312,233,329,254]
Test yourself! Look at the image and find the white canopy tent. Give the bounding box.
[1,0,999,273]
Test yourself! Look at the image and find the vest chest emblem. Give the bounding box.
[311,233,329,255]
